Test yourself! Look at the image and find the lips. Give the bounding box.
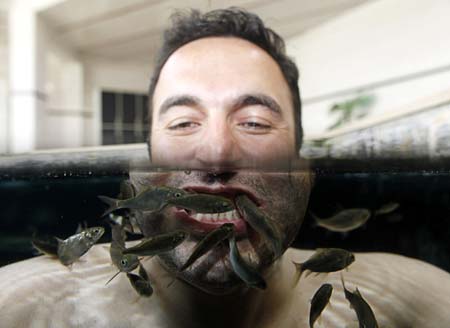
[182,185,262,207]
[174,208,247,236]
[172,185,261,236]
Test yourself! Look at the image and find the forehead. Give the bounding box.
[153,36,293,111]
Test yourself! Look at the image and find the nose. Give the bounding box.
[194,121,241,169]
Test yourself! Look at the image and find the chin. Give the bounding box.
[158,251,246,295]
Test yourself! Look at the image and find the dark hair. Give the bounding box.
[147,8,302,152]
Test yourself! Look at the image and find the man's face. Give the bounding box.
[131,37,312,294]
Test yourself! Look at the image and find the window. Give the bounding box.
[101,91,149,145]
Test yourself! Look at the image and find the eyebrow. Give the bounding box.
[157,93,283,118]
[233,94,282,116]
[158,95,202,118]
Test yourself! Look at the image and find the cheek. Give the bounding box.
[236,131,297,164]
[151,135,197,163]
[262,173,311,235]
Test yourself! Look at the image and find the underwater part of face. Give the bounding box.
[129,170,312,294]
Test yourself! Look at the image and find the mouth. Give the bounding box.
[172,186,262,236]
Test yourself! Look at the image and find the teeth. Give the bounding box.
[191,210,239,222]
[194,213,204,221]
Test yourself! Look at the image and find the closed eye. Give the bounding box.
[238,122,271,130]
[168,122,200,130]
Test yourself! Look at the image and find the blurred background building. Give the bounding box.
[0,0,450,154]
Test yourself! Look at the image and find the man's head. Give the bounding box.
[147,8,302,159]
[131,8,312,295]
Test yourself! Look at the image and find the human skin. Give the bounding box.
[130,36,312,294]
[1,34,450,328]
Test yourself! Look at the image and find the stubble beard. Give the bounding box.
[130,170,311,295]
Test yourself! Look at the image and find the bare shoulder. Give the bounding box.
[285,248,450,327]
[0,244,117,327]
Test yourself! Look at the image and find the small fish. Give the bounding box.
[309,283,333,328]
[127,272,154,297]
[311,208,371,233]
[31,234,58,256]
[139,263,150,281]
[106,225,140,285]
[122,230,188,256]
[229,236,266,290]
[374,202,400,216]
[57,226,105,266]
[179,223,235,271]
[109,180,142,234]
[235,194,282,257]
[341,275,379,328]
[98,185,187,216]
[166,193,234,213]
[292,248,355,287]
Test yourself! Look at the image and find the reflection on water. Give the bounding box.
[0,168,449,274]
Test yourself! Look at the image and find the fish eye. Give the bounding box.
[121,259,128,266]
[174,192,182,198]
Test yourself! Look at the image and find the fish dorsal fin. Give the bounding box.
[55,237,65,246]
[75,221,88,234]
[315,248,327,254]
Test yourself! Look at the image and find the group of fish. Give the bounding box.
[31,180,280,295]
[310,202,400,233]
[31,180,380,325]
[293,248,379,327]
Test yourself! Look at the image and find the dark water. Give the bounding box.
[0,171,449,272]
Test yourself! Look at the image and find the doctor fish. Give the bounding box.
[341,274,379,328]
[374,202,400,216]
[229,236,266,290]
[235,194,282,257]
[309,283,333,328]
[310,208,371,233]
[166,193,235,214]
[122,230,188,257]
[127,272,153,297]
[105,224,140,285]
[292,248,355,287]
[99,185,188,216]
[179,223,235,272]
[57,226,105,266]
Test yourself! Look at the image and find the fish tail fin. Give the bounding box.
[308,210,320,227]
[310,314,322,328]
[98,195,121,216]
[55,237,64,248]
[292,261,303,288]
[340,272,346,290]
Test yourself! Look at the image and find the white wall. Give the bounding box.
[35,16,85,149]
[287,0,450,138]
[0,10,8,153]
[82,56,152,146]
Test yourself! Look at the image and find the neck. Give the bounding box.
[145,255,295,328]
